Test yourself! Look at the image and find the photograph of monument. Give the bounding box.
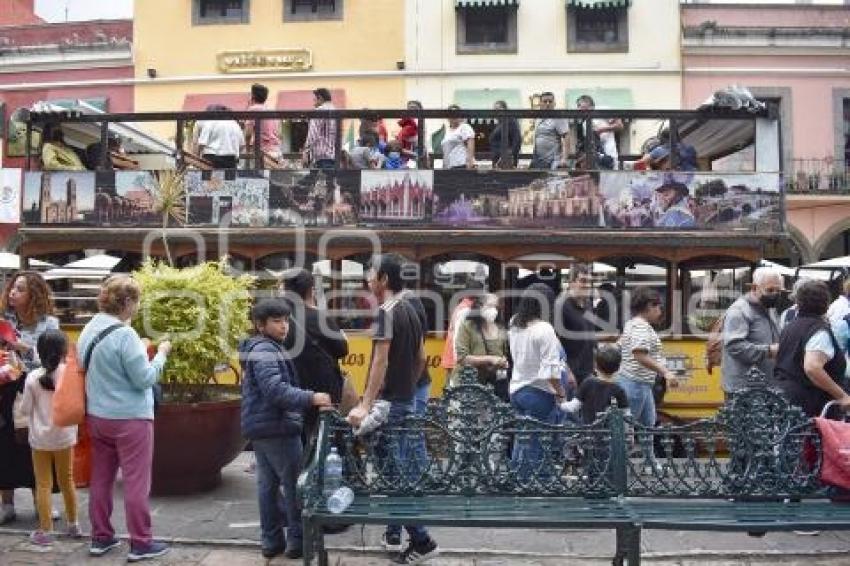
[360,170,433,223]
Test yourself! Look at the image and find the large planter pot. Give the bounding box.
[152,397,244,496]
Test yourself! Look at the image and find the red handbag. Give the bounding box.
[814,401,850,490]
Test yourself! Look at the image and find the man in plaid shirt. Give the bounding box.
[302,88,337,169]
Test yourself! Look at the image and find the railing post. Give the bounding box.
[584,117,596,171]
[609,407,628,496]
[416,109,427,168]
[25,120,32,171]
[669,118,679,170]
[499,108,511,169]
[175,119,185,171]
[99,121,110,171]
[334,117,343,170]
[253,117,262,170]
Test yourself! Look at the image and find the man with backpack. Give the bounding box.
[720,267,783,398]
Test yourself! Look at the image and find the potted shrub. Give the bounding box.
[131,171,256,494]
[133,260,254,494]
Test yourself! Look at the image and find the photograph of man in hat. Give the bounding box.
[655,179,695,228]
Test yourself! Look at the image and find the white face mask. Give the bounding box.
[482,307,499,323]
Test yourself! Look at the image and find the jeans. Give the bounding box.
[616,377,656,460]
[510,386,556,481]
[383,400,431,545]
[253,436,303,552]
[88,416,153,547]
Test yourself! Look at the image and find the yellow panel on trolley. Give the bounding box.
[63,327,724,421]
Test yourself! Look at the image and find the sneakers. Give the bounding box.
[382,532,403,553]
[391,538,439,565]
[794,530,821,536]
[65,522,83,538]
[261,544,285,559]
[284,539,304,559]
[29,530,53,546]
[89,537,122,556]
[51,508,60,520]
[127,540,170,562]
[0,504,15,525]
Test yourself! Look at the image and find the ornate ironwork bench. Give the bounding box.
[298,367,850,565]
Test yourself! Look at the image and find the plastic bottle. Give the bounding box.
[323,447,343,498]
[327,486,354,514]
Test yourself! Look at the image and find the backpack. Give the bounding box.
[705,313,726,375]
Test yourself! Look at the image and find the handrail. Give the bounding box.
[24,107,771,124]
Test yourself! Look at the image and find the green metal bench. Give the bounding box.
[298,366,850,565]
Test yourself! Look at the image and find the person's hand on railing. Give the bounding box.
[312,392,332,408]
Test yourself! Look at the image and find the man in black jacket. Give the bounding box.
[280,268,349,441]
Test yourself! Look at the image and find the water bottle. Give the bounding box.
[323,447,343,498]
[327,486,354,514]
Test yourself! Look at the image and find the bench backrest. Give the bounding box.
[302,366,826,506]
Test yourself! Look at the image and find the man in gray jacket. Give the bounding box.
[721,267,783,397]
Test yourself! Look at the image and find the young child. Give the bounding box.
[17,329,80,545]
[573,344,630,425]
[0,320,22,385]
[239,299,331,560]
[382,139,405,170]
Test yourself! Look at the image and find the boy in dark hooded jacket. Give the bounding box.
[240,299,331,560]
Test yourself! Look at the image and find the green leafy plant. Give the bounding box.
[132,260,255,403]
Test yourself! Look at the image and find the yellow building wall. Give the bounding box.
[133,0,407,137]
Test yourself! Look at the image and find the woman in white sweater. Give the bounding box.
[508,284,568,478]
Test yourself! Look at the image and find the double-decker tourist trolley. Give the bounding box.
[6,101,788,421]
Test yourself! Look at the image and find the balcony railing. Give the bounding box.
[784,158,850,194]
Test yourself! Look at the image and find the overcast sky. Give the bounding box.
[35,0,133,22]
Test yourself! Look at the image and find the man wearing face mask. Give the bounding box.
[720,267,783,398]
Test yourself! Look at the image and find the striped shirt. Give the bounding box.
[305,101,337,163]
[617,316,663,384]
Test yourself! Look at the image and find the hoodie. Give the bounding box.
[239,334,314,440]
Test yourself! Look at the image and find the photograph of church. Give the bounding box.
[22,171,95,225]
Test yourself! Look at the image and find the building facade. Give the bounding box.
[0,17,134,168]
[404,0,682,155]
[681,1,850,263]
[133,0,407,144]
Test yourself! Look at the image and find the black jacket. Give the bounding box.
[283,307,348,402]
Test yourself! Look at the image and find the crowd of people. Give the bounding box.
[3,259,847,563]
[39,84,695,175]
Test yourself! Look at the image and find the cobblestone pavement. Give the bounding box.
[1,452,849,564]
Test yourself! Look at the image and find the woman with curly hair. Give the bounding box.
[0,271,59,524]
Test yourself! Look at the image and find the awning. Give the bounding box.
[182,93,251,111]
[453,88,523,124]
[30,100,174,155]
[275,89,346,110]
[565,88,633,109]
[568,0,630,8]
[456,0,519,8]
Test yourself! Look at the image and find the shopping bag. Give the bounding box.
[814,401,850,491]
[52,350,85,427]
